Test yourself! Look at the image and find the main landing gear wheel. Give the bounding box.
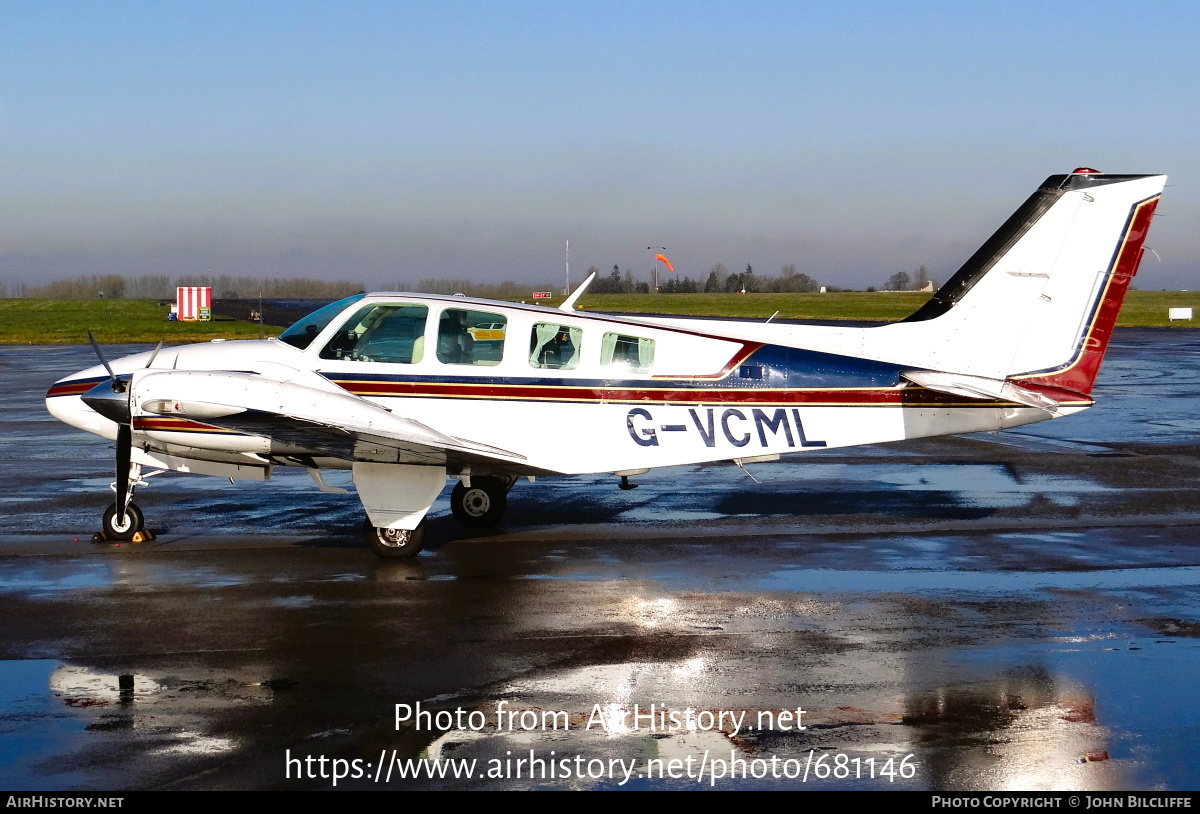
[450,477,508,528]
[102,502,145,541]
[366,520,427,559]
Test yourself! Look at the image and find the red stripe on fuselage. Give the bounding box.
[328,379,1091,408]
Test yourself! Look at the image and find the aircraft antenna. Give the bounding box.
[560,269,597,312]
[734,460,762,484]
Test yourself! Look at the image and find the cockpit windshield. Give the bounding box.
[277,294,367,349]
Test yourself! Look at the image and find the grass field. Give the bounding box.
[1107,290,1200,328]
[576,292,934,322]
[2,290,1198,344]
[577,290,1200,328]
[0,299,274,345]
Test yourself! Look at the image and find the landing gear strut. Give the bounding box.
[450,476,510,528]
[95,462,155,543]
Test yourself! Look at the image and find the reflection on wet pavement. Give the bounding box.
[3,333,1200,789]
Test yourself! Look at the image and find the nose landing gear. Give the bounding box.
[93,462,156,544]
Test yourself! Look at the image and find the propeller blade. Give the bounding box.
[87,331,117,382]
[115,423,132,524]
[145,340,164,369]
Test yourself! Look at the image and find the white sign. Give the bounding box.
[1169,307,1193,320]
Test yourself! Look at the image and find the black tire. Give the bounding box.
[450,477,508,528]
[366,520,427,559]
[102,502,144,541]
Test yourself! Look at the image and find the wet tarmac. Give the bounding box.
[3,330,1200,790]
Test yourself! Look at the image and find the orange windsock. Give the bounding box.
[654,253,675,272]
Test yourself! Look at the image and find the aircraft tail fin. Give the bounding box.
[873,169,1164,397]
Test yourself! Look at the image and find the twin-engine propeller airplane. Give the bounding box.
[47,169,1165,557]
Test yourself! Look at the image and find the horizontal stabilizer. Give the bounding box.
[901,370,1061,413]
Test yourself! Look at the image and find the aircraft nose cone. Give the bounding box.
[81,377,132,424]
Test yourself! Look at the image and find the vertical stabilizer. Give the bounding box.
[862,170,1164,395]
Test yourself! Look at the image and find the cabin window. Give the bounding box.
[437,309,506,366]
[529,323,582,370]
[600,333,655,373]
[279,293,367,350]
[318,303,428,363]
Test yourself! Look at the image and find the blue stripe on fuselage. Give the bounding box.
[319,344,905,390]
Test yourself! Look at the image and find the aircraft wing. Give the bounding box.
[132,369,557,475]
[196,409,544,471]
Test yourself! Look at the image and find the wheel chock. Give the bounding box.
[90,530,156,544]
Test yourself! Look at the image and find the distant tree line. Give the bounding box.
[880,265,936,292]
[385,278,561,299]
[19,275,366,300]
[588,262,827,294]
[703,263,825,294]
[7,263,941,301]
[588,266,652,294]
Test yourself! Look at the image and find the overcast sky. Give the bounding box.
[2,1,1197,291]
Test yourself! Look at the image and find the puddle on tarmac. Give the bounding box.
[942,641,1200,790]
[756,566,1200,594]
[397,635,1200,789]
[616,463,1108,523]
[0,560,253,593]
[0,562,112,593]
[0,660,88,789]
[0,658,269,788]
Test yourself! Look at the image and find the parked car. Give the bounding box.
[467,322,506,341]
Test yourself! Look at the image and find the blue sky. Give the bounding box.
[2,1,1197,290]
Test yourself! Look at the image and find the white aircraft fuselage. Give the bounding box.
[45,169,1166,557]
